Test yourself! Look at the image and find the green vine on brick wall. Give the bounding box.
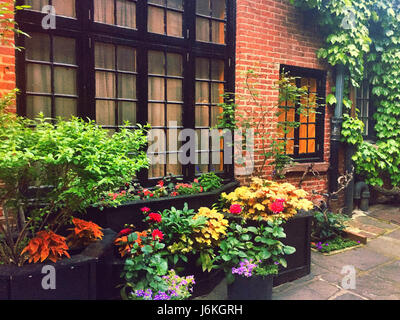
[292,0,400,189]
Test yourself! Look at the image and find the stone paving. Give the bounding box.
[198,204,400,300]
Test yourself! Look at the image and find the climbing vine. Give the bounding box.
[292,0,400,189]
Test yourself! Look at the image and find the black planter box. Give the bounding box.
[0,228,117,300]
[227,274,273,300]
[225,211,312,288]
[273,211,312,287]
[82,181,240,233]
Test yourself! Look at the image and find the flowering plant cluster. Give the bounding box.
[216,218,294,284]
[132,270,195,300]
[119,203,227,299]
[232,259,259,278]
[221,177,314,221]
[98,173,223,208]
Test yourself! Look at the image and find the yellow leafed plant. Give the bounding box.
[221,177,314,221]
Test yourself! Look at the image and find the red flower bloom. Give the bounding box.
[229,204,242,215]
[157,180,164,187]
[118,228,133,236]
[171,192,178,197]
[148,213,162,223]
[269,199,286,214]
[152,229,164,241]
[193,179,199,184]
[141,207,151,213]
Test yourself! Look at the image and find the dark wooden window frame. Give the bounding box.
[15,0,236,185]
[279,65,327,163]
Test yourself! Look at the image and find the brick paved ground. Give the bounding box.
[197,204,400,300]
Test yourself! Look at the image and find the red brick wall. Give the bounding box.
[234,0,334,202]
[0,0,16,219]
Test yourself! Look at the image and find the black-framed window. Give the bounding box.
[278,65,326,163]
[356,79,376,141]
[16,0,236,183]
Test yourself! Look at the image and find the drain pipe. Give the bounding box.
[343,143,355,215]
[354,181,370,212]
[329,64,345,197]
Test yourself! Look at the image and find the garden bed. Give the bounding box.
[81,181,240,233]
[311,235,363,256]
[0,228,116,300]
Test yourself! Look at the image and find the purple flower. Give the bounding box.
[232,259,258,278]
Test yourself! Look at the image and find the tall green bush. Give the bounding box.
[0,114,149,265]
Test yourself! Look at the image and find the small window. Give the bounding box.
[95,42,138,131]
[148,0,184,37]
[278,66,326,162]
[25,0,76,18]
[196,0,226,44]
[356,79,376,140]
[25,33,78,120]
[94,0,137,29]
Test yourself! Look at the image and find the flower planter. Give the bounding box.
[82,181,240,233]
[225,210,312,287]
[0,228,117,300]
[273,210,312,287]
[227,274,273,300]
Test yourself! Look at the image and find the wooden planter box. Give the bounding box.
[227,274,274,300]
[82,181,240,233]
[225,211,312,288]
[0,229,117,300]
[273,211,312,286]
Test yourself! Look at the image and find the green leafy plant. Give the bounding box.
[216,218,296,284]
[312,236,360,254]
[197,172,223,192]
[0,115,149,265]
[311,209,350,241]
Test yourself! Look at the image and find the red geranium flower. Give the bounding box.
[141,207,151,213]
[148,213,162,223]
[269,199,286,214]
[157,180,164,187]
[118,228,133,236]
[229,204,242,215]
[152,229,164,241]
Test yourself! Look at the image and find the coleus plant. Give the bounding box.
[66,218,104,249]
[21,230,70,264]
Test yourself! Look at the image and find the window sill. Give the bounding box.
[281,162,330,175]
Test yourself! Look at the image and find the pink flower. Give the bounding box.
[269,199,285,214]
[229,204,242,215]
[148,213,162,223]
[141,207,151,213]
[152,229,164,241]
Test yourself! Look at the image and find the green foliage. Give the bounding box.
[197,172,223,192]
[341,113,365,145]
[216,218,296,284]
[312,209,350,241]
[292,0,400,189]
[312,236,360,253]
[0,114,149,265]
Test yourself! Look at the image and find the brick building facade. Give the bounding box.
[0,0,345,216]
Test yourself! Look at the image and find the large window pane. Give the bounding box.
[148,1,183,37]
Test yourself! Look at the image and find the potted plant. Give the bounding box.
[0,113,149,299]
[84,172,239,233]
[215,218,296,300]
[219,177,314,286]
[116,204,230,299]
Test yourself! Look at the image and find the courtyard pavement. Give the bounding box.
[198,204,400,300]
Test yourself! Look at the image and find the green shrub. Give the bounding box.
[0,114,149,265]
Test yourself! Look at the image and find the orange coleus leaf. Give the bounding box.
[21,230,70,264]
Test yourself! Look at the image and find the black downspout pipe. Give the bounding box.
[344,143,355,216]
[329,64,345,198]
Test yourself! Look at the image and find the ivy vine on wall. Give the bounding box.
[291,0,400,189]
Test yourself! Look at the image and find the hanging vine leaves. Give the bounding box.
[292,0,400,189]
